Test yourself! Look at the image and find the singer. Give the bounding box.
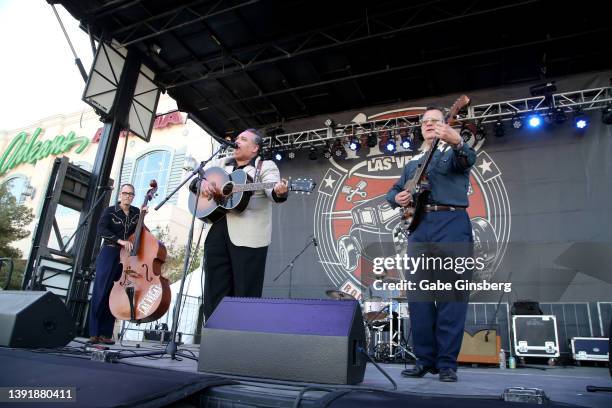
[190,128,289,320]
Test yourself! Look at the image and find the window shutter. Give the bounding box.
[168,147,186,204]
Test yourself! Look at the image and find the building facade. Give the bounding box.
[0,94,217,262]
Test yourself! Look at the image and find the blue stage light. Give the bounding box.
[528,115,542,128]
[386,139,396,152]
[401,137,411,149]
[274,152,283,161]
[348,137,360,151]
[575,118,587,129]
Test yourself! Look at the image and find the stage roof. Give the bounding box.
[56,0,612,137]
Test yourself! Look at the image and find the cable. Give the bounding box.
[50,4,78,59]
[50,4,88,83]
[358,347,397,390]
[292,386,336,408]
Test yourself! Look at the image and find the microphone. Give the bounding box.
[312,237,318,247]
[222,139,237,149]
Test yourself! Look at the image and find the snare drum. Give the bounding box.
[363,300,385,313]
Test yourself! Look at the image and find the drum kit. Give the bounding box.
[326,281,416,363]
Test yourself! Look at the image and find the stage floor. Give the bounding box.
[73,338,612,408]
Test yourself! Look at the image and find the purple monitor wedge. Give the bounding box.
[198,297,366,385]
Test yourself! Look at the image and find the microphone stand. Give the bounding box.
[116,142,230,362]
[273,236,317,298]
[61,185,113,254]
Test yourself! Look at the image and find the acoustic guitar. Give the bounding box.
[188,166,316,223]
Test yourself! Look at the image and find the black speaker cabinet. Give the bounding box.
[0,291,75,348]
[198,297,366,384]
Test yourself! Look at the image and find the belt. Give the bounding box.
[103,240,121,248]
[425,204,466,212]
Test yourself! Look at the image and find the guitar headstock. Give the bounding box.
[446,94,470,123]
[289,178,316,194]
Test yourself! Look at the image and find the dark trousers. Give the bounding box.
[406,210,473,370]
[89,246,122,337]
[203,218,268,321]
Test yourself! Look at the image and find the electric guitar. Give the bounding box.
[400,95,470,233]
[188,166,316,223]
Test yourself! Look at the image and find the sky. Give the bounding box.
[0,0,95,131]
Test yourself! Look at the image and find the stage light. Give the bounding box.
[288,151,296,160]
[553,107,567,124]
[475,123,486,141]
[348,137,360,151]
[385,138,396,152]
[494,120,505,137]
[460,124,472,141]
[401,135,411,149]
[273,151,283,161]
[367,134,377,148]
[544,112,554,125]
[511,115,523,129]
[527,115,542,128]
[308,145,318,160]
[323,150,332,159]
[602,103,612,124]
[332,140,346,159]
[575,117,588,129]
[324,118,336,128]
[573,110,588,129]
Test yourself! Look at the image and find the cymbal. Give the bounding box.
[325,289,355,300]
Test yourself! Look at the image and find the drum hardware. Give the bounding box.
[325,289,356,300]
[361,297,416,363]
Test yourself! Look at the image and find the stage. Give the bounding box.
[2,339,609,407]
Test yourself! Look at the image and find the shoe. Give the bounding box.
[439,368,458,382]
[401,365,439,378]
[97,336,115,345]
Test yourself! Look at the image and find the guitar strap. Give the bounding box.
[253,156,264,183]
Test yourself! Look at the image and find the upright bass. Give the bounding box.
[109,180,171,322]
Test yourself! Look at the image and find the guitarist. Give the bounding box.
[385,107,476,382]
[190,128,288,320]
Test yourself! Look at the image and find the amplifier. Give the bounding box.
[571,337,609,362]
[458,326,501,364]
[512,315,559,358]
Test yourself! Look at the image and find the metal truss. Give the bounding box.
[469,87,612,123]
[262,86,612,150]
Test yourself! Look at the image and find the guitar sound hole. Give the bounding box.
[222,182,234,196]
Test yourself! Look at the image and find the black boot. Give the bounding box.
[438,368,458,382]
[401,365,439,378]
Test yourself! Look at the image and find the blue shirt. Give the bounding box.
[385,142,476,208]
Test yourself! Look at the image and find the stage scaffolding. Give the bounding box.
[260,86,612,150]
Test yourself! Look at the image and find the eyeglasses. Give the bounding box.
[121,192,135,196]
[421,118,443,125]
